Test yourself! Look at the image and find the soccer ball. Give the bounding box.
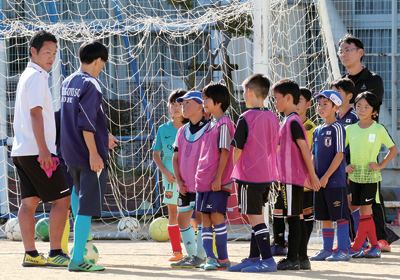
[5,218,22,241]
[35,218,50,242]
[70,242,99,264]
[149,217,169,242]
[117,217,140,234]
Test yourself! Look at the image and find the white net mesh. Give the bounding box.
[0,0,333,242]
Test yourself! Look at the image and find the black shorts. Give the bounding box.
[274,183,304,217]
[196,191,229,215]
[12,155,71,203]
[314,187,349,221]
[236,181,271,215]
[177,192,196,212]
[68,166,107,218]
[59,158,74,192]
[349,181,380,206]
[303,189,314,211]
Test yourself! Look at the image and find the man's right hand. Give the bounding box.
[38,148,53,170]
[90,153,104,172]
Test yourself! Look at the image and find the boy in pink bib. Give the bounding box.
[172,91,208,268]
[195,83,235,270]
[228,74,280,273]
[272,79,320,271]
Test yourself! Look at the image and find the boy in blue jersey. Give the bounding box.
[60,41,110,272]
[310,90,350,261]
[152,89,188,261]
[331,78,363,248]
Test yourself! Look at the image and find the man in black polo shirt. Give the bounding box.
[338,34,399,252]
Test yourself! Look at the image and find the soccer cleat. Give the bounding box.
[299,258,311,269]
[348,247,365,258]
[271,244,287,256]
[277,258,300,270]
[68,258,105,272]
[170,256,191,268]
[46,252,70,267]
[22,253,46,267]
[364,245,381,258]
[227,258,259,272]
[201,257,217,270]
[310,249,332,261]
[216,259,231,269]
[242,258,277,273]
[179,256,205,268]
[377,240,391,252]
[168,251,183,262]
[325,251,350,262]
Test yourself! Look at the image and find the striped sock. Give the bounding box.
[214,222,228,260]
[196,225,206,259]
[202,227,215,258]
[180,226,196,257]
[322,228,334,252]
[249,230,260,258]
[336,220,349,252]
[168,224,182,252]
[253,223,272,260]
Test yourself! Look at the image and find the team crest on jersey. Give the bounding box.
[178,198,182,206]
[346,119,351,123]
[326,131,331,135]
[324,137,332,147]
[333,201,341,207]
[165,191,173,199]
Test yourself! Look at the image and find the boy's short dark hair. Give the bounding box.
[169,89,187,104]
[202,82,231,112]
[242,73,271,99]
[300,87,312,102]
[330,78,355,95]
[354,91,380,114]
[271,79,300,105]
[79,41,109,64]
[338,34,364,62]
[29,30,57,57]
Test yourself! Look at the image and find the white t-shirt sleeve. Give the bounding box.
[26,73,48,110]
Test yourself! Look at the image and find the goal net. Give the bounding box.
[0,0,333,242]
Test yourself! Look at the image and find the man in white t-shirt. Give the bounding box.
[11,30,71,268]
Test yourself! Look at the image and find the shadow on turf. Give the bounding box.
[96,264,400,280]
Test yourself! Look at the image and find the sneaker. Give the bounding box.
[171,256,191,268]
[299,258,311,269]
[326,251,350,261]
[364,245,381,258]
[242,258,277,273]
[216,259,231,269]
[310,249,332,261]
[68,259,105,272]
[378,240,391,252]
[168,251,183,261]
[277,258,300,270]
[46,252,70,267]
[271,244,287,256]
[227,258,259,272]
[22,253,46,267]
[348,247,365,258]
[202,257,217,270]
[179,256,205,268]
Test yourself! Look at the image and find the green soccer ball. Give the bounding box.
[70,242,99,264]
[35,218,50,242]
[149,217,169,242]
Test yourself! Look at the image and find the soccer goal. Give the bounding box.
[0,0,336,242]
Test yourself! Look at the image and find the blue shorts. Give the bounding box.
[314,187,349,221]
[177,192,196,212]
[68,166,107,218]
[162,174,179,205]
[60,158,74,192]
[196,191,229,215]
